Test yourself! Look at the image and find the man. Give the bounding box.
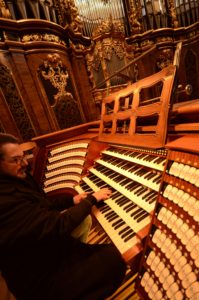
[0,133,126,300]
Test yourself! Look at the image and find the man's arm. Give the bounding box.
[0,189,111,248]
[46,193,74,211]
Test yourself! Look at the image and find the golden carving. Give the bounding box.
[129,0,142,34]
[102,39,113,61]
[85,16,128,90]
[87,37,125,83]
[92,17,124,37]
[22,33,66,45]
[156,36,173,43]
[168,0,178,28]
[91,49,101,71]
[70,42,86,52]
[54,0,82,32]
[113,40,125,60]
[85,53,96,87]
[140,39,154,49]
[101,38,125,60]
[40,54,72,107]
[156,49,173,70]
[0,0,11,18]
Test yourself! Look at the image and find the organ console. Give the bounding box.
[32,63,199,299]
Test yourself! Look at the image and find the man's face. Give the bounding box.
[0,143,28,179]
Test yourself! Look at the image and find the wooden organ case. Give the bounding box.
[32,63,199,299]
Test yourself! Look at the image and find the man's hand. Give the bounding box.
[73,192,88,204]
[92,188,112,202]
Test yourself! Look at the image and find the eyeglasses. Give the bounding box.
[2,155,28,165]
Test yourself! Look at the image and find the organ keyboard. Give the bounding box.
[33,124,168,264]
[75,144,168,262]
[33,134,94,194]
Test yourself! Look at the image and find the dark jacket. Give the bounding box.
[0,173,96,299]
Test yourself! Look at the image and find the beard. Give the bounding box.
[17,167,27,178]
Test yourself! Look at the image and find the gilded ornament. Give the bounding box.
[92,18,124,37]
[54,0,82,32]
[168,0,178,28]
[113,41,124,60]
[156,49,173,70]
[22,34,66,45]
[40,54,72,107]
[129,0,142,34]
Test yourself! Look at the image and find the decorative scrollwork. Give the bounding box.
[54,0,82,32]
[85,16,126,89]
[156,49,173,70]
[103,43,113,61]
[129,0,142,34]
[22,33,66,45]
[113,40,125,60]
[92,18,124,37]
[39,53,83,128]
[40,53,73,107]
[85,52,97,87]
[168,0,178,28]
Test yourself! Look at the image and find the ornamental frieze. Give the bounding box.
[22,33,66,45]
[156,36,173,43]
[140,40,154,48]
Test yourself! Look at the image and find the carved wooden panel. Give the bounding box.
[0,64,35,141]
[38,53,83,129]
